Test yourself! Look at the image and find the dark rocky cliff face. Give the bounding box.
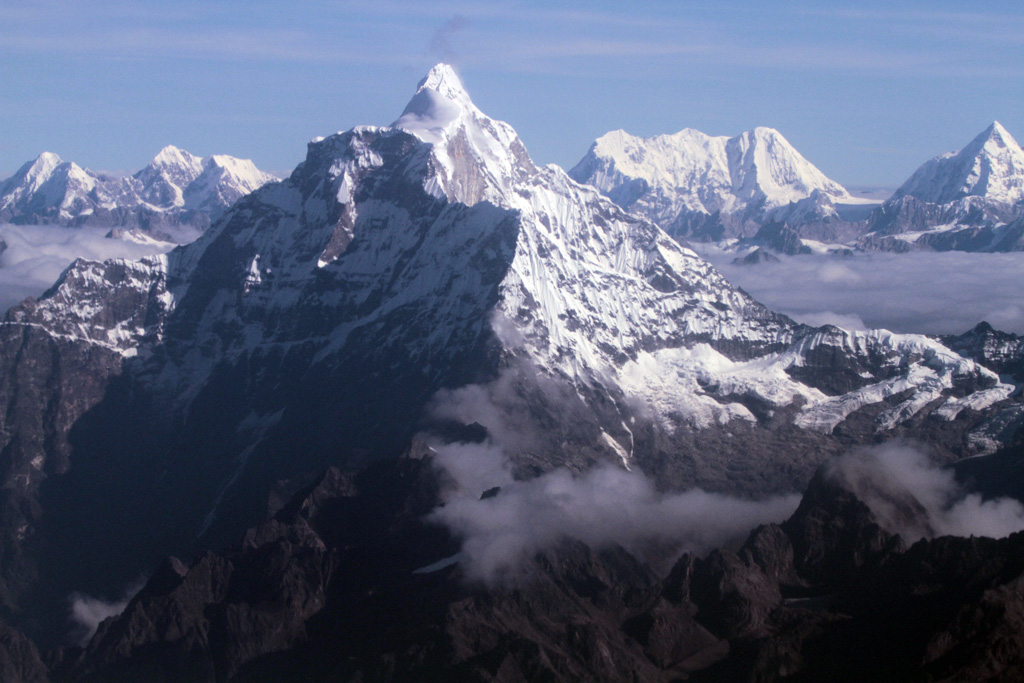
[0,256,174,631]
[942,322,1024,382]
[735,221,811,256]
[25,443,1022,682]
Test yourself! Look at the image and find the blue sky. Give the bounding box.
[2,1,1023,187]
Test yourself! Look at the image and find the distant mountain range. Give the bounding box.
[0,146,277,240]
[571,121,1024,254]
[5,119,1022,255]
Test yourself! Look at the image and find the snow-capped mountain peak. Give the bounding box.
[569,125,852,237]
[391,62,533,205]
[0,146,278,233]
[956,121,1024,201]
[150,145,203,173]
[7,152,64,193]
[393,63,478,144]
[891,121,1024,205]
[586,128,725,209]
[983,120,1013,143]
[728,127,851,205]
[134,146,206,208]
[0,152,92,218]
[974,120,1015,153]
[27,151,63,177]
[202,154,276,190]
[416,63,473,108]
[183,154,278,214]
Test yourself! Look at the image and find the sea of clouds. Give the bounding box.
[698,247,1024,335]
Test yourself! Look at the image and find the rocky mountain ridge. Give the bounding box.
[943,322,1024,382]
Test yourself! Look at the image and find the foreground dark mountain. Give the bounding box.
[0,65,1020,650]
[0,147,277,239]
[19,437,1022,682]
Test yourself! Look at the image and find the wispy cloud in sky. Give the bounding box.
[2,1,1023,185]
[815,7,1024,42]
[428,15,469,63]
[10,1,1016,78]
[0,4,422,64]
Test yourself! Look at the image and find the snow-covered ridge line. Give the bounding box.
[2,254,175,354]
[574,119,1024,254]
[569,125,853,239]
[0,146,278,237]
[863,122,1024,246]
[620,328,1013,437]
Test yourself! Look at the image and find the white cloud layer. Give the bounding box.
[700,248,1024,335]
[429,439,1024,587]
[826,442,1024,542]
[68,579,145,646]
[429,442,800,585]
